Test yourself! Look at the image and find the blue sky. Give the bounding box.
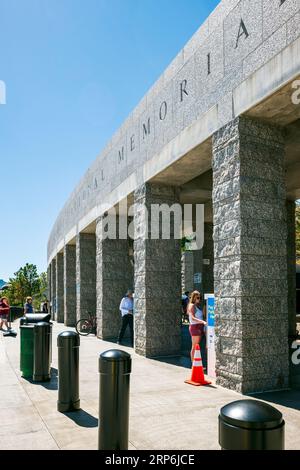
[0,0,219,281]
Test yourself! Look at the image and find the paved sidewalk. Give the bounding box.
[1,321,300,450]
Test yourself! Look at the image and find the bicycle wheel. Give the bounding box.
[76,318,93,336]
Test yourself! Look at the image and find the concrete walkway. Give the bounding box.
[1,321,300,450]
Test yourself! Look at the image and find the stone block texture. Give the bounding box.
[47,265,51,306]
[286,200,297,337]
[203,223,214,294]
[50,258,56,320]
[134,183,182,357]
[212,116,289,394]
[64,244,76,327]
[76,233,96,322]
[56,253,64,323]
[181,251,195,293]
[96,216,133,340]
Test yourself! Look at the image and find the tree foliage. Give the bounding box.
[3,264,47,309]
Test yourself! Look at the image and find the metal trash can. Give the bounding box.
[20,314,52,378]
[219,399,285,450]
[20,324,35,378]
[33,322,51,382]
[57,331,80,413]
[20,313,51,324]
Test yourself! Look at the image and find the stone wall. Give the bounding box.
[96,216,133,340]
[212,116,289,394]
[56,253,64,323]
[134,183,182,356]
[64,244,76,327]
[76,233,96,321]
[50,258,56,320]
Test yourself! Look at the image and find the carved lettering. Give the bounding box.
[142,118,151,139]
[118,146,125,163]
[130,135,135,152]
[235,19,249,48]
[180,80,188,102]
[159,101,168,121]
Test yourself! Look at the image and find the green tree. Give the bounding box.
[5,264,46,308]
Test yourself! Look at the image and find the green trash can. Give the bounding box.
[20,324,35,378]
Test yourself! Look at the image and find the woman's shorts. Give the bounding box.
[0,314,8,321]
[189,324,204,337]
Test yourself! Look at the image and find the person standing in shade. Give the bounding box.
[42,298,49,313]
[181,291,190,324]
[188,290,207,362]
[24,296,34,314]
[117,290,134,347]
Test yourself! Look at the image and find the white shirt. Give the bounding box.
[189,306,204,325]
[119,297,134,317]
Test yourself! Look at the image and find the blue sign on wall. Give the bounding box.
[207,296,215,327]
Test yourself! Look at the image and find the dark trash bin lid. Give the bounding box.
[24,313,51,323]
[34,322,51,329]
[220,400,283,430]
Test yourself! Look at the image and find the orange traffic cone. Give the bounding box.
[185,344,211,386]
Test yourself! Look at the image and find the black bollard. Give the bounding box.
[33,322,51,382]
[57,331,80,413]
[219,399,285,450]
[98,349,132,450]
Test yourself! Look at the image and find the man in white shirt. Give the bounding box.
[117,289,134,347]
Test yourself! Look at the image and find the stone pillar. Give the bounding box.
[181,251,194,293]
[96,215,133,340]
[202,223,214,294]
[76,233,96,321]
[192,250,203,293]
[286,200,297,337]
[64,244,76,327]
[134,183,182,357]
[56,253,64,323]
[50,258,56,320]
[213,117,289,394]
[47,264,51,305]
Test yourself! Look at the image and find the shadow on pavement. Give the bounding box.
[63,409,98,428]
[250,388,300,412]
[42,367,58,390]
[152,355,192,370]
[22,367,58,390]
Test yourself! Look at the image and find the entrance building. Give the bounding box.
[48,0,300,394]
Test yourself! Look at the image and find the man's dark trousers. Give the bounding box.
[118,314,134,346]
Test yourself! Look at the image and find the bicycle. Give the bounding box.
[75,312,97,336]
